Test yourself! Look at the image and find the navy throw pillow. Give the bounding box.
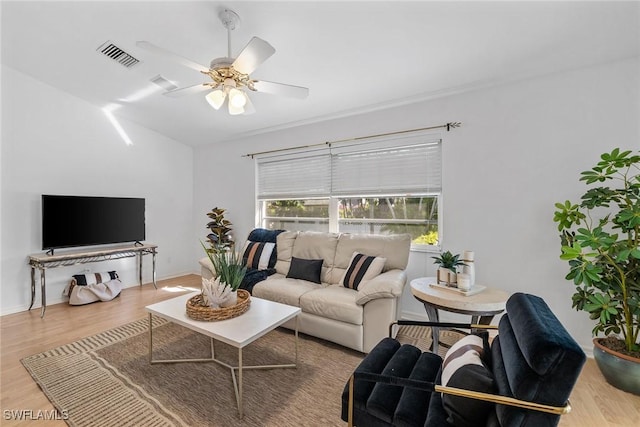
[286,257,323,284]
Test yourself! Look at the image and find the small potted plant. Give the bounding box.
[432,251,466,286]
[553,148,639,395]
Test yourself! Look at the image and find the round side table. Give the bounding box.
[410,277,509,352]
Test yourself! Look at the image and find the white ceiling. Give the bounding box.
[2,1,639,147]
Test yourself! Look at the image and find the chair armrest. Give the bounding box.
[355,269,406,305]
[346,372,571,426]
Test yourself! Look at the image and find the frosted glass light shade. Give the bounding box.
[228,102,245,115]
[206,89,226,110]
[228,88,247,108]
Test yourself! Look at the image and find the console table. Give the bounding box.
[28,243,157,318]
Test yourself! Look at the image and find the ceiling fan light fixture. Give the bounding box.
[228,87,248,108]
[228,101,245,115]
[205,89,226,110]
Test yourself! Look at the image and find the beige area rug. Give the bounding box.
[21,317,463,427]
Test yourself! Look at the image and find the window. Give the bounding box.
[261,199,330,232]
[256,134,442,250]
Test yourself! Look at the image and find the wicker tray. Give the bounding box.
[186,289,251,321]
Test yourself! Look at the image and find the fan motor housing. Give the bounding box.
[210,57,234,70]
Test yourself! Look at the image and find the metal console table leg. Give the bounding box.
[40,267,46,318]
[29,267,36,311]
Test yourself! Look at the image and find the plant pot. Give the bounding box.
[593,338,640,395]
[437,268,457,287]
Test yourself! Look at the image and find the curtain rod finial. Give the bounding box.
[446,122,462,131]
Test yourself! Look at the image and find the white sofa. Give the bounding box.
[200,231,411,353]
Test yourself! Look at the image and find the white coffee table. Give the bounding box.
[145,291,301,418]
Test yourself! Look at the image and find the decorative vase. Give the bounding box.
[461,250,475,288]
[593,338,640,395]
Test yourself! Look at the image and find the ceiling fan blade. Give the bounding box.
[136,41,208,72]
[232,37,275,75]
[164,83,209,98]
[252,80,309,99]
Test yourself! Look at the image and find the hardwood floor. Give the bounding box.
[1,274,639,426]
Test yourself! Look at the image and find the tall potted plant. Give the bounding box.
[206,207,234,253]
[553,148,639,395]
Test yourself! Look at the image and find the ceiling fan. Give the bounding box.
[136,9,309,115]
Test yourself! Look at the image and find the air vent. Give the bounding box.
[97,41,140,68]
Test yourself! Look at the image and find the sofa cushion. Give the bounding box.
[252,274,323,307]
[300,284,363,325]
[340,252,386,290]
[291,231,339,282]
[242,241,276,270]
[274,231,299,275]
[286,257,323,284]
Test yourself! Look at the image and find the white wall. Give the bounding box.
[1,65,195,315]
[194,57,640,352]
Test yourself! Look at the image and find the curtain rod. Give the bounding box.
[242,121,461,158]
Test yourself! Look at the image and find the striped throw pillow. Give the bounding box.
[72,271,118,286]
[340,252,386,290]
[242,241,276,271]
[440,334,496,427]
[441,334,486,386]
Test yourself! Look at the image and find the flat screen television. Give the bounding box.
[42,195,145,251]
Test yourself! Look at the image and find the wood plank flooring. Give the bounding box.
[1,274,639,426]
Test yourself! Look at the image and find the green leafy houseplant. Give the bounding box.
[206,207,234,253]
[432,250,466,273]
[553,148,639,356]
[200,241,246,292]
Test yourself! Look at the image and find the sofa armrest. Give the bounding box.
[199,256,214,279]
[355,269,407,305]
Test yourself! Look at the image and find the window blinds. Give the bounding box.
[256,134,441,199]
[257,151,331,200]
[331,141,441,196]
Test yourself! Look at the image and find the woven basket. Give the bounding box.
[186,289,251,321]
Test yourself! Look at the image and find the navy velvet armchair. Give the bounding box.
[341,292,586,427]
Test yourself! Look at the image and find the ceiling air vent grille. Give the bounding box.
[97,41,140,68]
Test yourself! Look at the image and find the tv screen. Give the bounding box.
[42,195,145,250]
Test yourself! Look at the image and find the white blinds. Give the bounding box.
[256,134,442,199]
[257,151,331,200]
[331,141,441,196]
